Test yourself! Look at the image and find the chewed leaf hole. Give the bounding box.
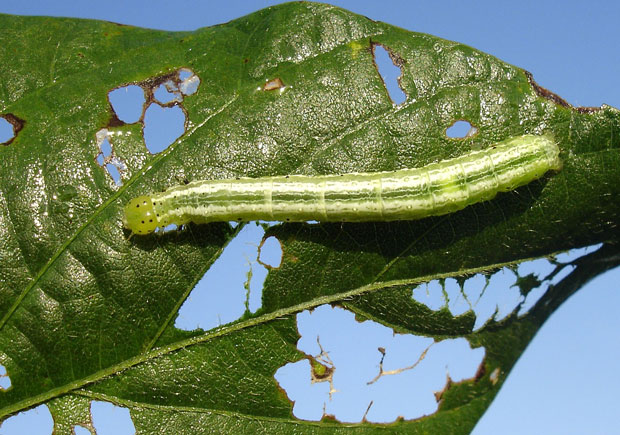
[108,85,145,124]
[412,245,604,332]
[175,223,268,331]
[0,114,24,145]
[446,120,477,138]
[154,81,182,104]
[0,405,53,433]
[99,136,112,157]
[373,44,406,105]
[0,117,15,144]
[105,163,122,185]
[258,236,283,268]
[179,68,200,95]
[0,364,11,390]
[90,401,135,434]
[73,425,91,435]
[275,305,485,423]
[413,271,524,331]
[95,128,126,187]
[143,103,186,154]
[104,68,198,159]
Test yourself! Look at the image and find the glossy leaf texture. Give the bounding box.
[1,3,619,433]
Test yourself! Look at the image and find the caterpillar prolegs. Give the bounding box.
[122,135,561,235]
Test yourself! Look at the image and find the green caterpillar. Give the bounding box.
[123,134,561,235]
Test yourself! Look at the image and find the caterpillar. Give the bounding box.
[122,134,561,235]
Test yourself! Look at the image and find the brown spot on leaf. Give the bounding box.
[263,78,284,91]
[489,367,501,385]
[474,360,486,381]
[107,113,125,128]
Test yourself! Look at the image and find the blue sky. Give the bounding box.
[1,1,619,434]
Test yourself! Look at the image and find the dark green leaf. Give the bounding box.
[1,3,619,433]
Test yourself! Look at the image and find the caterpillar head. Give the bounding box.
[122,195,159,235]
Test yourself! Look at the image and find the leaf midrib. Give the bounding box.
[0,12,385,332]
[0,95,239,332]
[0,256,524,419]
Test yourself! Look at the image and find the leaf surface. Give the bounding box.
[1,3,619,433]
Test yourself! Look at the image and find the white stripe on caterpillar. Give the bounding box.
[123,134,561,235]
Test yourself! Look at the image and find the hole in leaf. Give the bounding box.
[412,280,445,311]
[0,405,53,434]
[143,103,186,154]
[73,425,91,435]
[91,401,135,434]
[179,69,193,81]
[175,223,267,330]
[179,68,200,95]
[373,44,406,105]
[0,117,14,144]
[258,236,282,268]
[108,85,145,124]
[99,137,112,158]
[95,128,126,186]
[516,258,555,315]
[275,305,485,423]
[444,278,472,316]
[154,81,182,104]
[446,120,476,138]
[105,163,122,185]
[411,244,606,332]
[493,272,522,322]
[412,270,522,331]
[0,364,11,390]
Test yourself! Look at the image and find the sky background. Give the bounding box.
[1,1,619,434]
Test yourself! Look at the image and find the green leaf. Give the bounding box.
[1,3,619,433]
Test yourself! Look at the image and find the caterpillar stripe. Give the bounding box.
[122,134,561,235]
